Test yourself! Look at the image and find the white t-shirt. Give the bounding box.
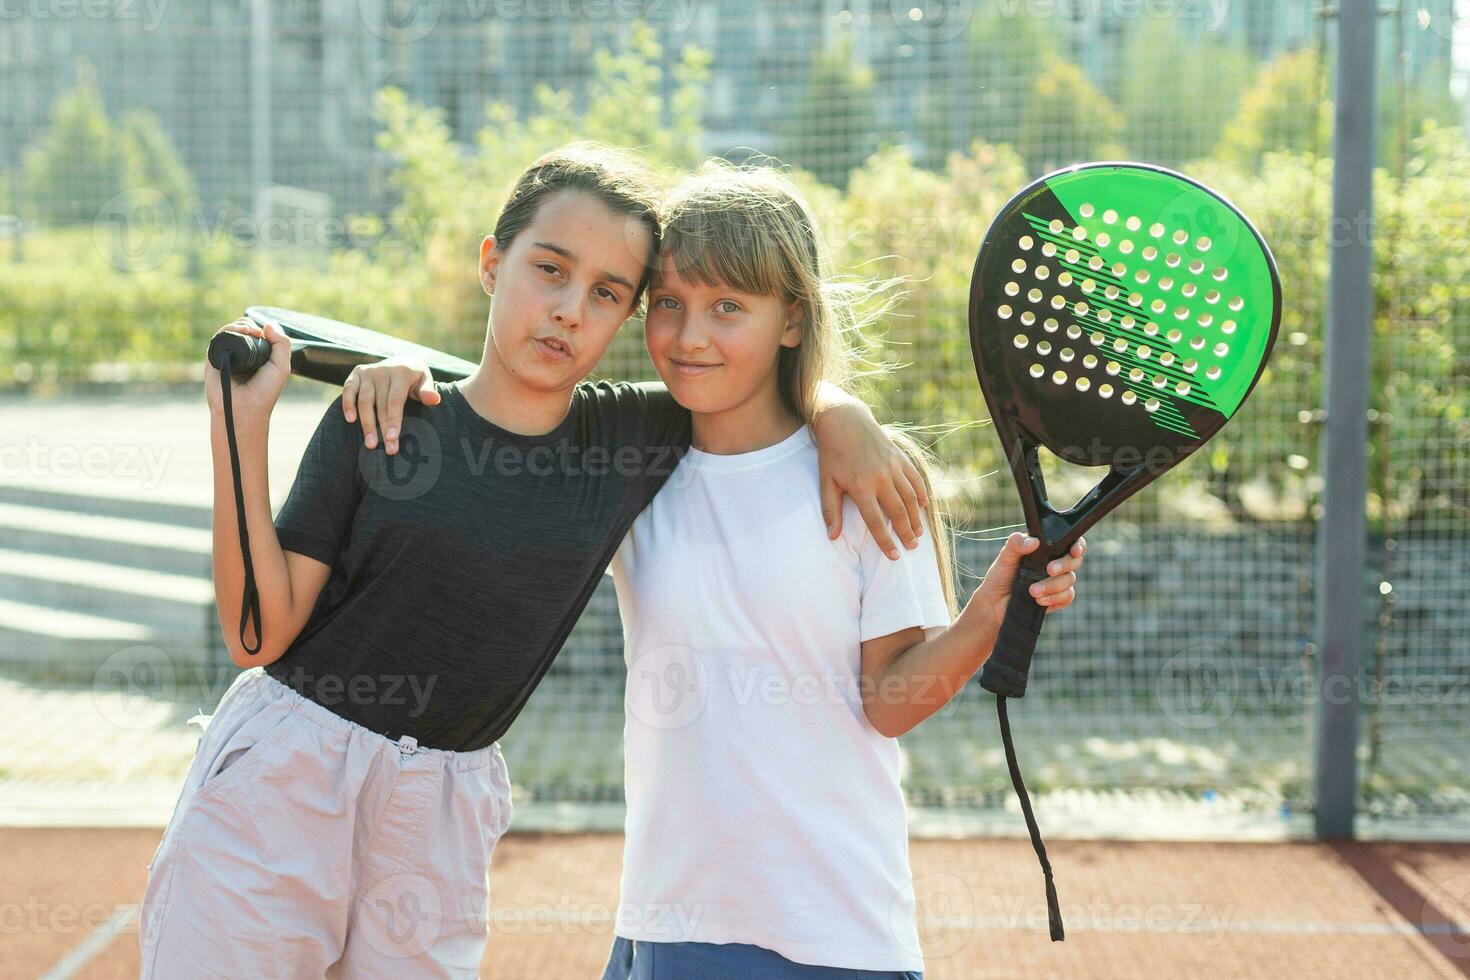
[609,424,953,972]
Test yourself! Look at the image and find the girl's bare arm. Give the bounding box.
[859,533,1085,738]
[207,316,332,667]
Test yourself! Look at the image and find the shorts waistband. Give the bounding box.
[237,667,504,772]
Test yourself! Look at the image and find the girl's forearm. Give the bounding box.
[210,414,295,666]
[811,381,868,421]
[866,609,996,737]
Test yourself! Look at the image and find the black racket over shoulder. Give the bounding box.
[967,162,1282,942]
[206,306,479,385]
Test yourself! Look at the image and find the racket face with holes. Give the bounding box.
[970,162,1280,545]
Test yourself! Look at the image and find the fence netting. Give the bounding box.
[1,0,1466,826]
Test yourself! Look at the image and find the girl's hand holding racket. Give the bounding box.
[966,532,1086,643]
[205,315,292,423]
[341,357,439,454]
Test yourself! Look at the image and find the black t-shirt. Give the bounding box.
[265,379,691,751]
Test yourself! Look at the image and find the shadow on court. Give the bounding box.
[4,829,1469,979]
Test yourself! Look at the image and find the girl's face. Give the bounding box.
[480,190,652,393]
[644,253,802,416]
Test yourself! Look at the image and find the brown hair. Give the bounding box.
[658,163,957,614]
[493,142,662,309]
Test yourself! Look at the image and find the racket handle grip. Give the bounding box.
[979,553,1051,699]
[207,330,271,380]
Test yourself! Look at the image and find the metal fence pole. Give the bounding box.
[251,0,272,260]
[1313,0,1379,839]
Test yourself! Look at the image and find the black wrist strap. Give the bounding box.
[219,354,262,656]
[997,695,1064,941]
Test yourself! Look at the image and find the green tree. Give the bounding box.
[118,108,198,218]
[834,140,1030,516]
[1017,57,1126,174]
[21,61,125,226]
[783,36,877,189]
[1118,20,1255,167]
[1213,47,1331,171]
[374,21,709,353]
[1378,58,1464,176]
[919,5,1058,166]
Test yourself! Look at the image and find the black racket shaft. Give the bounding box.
[207,330,273,379]
[206,333,461,386]
[984,553,1052,699]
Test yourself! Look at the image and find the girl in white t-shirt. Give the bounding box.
[601,165,1087,979]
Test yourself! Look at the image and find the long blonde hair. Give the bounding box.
[658,162,957,614]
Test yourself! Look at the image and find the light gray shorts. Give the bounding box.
[139,666,513,979]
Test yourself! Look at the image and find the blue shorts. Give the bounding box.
[601,937,922,980]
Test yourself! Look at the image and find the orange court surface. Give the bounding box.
[5,829,1468,979]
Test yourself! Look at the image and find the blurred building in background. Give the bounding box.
[3,0,1460,220]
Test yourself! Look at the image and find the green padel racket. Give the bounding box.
[968,162,1281,941]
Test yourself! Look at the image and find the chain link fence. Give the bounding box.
[0,0,1466,829]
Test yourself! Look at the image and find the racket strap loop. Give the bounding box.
[998,695,1064,942]
[219,355,263,656]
